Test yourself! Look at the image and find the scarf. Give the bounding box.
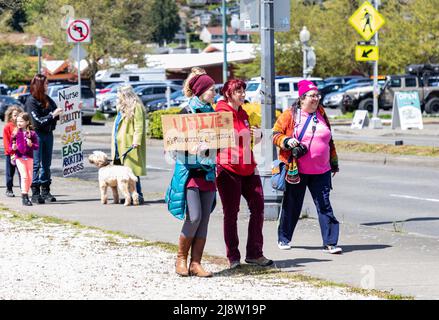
[187,96,215,113]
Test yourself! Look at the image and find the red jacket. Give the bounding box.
[215,100,256,176]
[3,122,16,156]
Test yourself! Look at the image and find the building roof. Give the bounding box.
[145,49,256,71]
[0,33,53,46]
[204,26,252,36]
[203,42,259,54]
[43,59,89,75]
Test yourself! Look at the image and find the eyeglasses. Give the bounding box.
[305,94,321,99]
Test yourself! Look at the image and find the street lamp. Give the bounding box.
[35,36,43,74]
[231,14,240,42]
[299,26,310,78]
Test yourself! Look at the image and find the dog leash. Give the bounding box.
[113,145,135,163]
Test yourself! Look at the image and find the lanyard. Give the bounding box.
[294,109,318,142]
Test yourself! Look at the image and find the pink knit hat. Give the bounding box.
[298,80,318,97]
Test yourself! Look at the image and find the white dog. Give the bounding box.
[88,151,140,206]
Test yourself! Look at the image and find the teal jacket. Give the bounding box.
[165,96,217,220]
[165,151,216,220]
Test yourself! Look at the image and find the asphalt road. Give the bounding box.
[1,120,438,239]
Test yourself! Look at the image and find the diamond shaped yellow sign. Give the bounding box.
[349,1,385,41]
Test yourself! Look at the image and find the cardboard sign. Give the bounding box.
[391,91,423,130]
[57,85,84,177]
[161,112,235,151]
[351,110,369,129]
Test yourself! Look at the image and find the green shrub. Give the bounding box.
[147,108,181,139]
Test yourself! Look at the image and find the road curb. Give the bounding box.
[339,151,439,168]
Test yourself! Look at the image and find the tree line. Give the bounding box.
[0,0,438,87]
[234,0,439,79]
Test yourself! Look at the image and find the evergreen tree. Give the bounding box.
[148,0,181,45]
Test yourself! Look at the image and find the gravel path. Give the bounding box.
[0,211,381,300]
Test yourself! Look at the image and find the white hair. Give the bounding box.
[117,85,143,119]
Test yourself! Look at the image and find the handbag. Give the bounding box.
[270,157,290,192]
[271,113,314,191]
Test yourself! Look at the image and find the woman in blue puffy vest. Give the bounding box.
[165,67,217,277]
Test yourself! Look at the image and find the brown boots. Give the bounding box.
[189,237,212,277]
[175,236,212,278]
[175,235,193,276]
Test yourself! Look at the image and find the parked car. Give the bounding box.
[96,82,123,95]
[342,71,439,114]
[48,84,96,124]
[322,82,372,109]
[0,95,24,121]
[97,81,175,113]
[10,85,30,99]
[322,75,366,86]
[145,90,188,112]
[344,78,373,86]
[0,84,10,95]
[245,76,322,110]
[318,83,346,101]
[134,84,182,112]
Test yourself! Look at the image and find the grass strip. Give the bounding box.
[336,140,439,157]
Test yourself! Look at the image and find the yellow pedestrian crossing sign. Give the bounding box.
[355,45,379,61]
[349,1,385,41]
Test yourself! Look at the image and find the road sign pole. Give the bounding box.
[260,0,282,220]
[77,43,82,103]
[369,0,382,129]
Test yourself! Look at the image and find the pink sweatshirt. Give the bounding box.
[295,110,331,175]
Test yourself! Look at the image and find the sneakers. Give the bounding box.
[229,260,241,269]
[323,245,342,254]
[277,241,292,250]
[5,189,15,197]
[245,256,274,267]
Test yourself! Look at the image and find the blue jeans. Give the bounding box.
[278,170,339,246]
[5,155,19,190]
[33,131,54,185]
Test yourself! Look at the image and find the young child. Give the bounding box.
[3,105,24,197]
[11,112,39,206]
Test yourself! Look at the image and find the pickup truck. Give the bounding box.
[342,73,439,115]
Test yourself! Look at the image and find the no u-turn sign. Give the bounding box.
[67,19,91,43]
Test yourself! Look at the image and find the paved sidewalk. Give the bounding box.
[1,176,438,299]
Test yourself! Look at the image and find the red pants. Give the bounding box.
[15,158,33,194]
[216,165,265,263]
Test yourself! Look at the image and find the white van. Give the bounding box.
[245,76,323,110]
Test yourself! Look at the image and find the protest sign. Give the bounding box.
[57,85,84,177]
[161,112,235,151]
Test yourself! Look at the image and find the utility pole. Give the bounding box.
[260,0,282,220]
[222,0,228,83]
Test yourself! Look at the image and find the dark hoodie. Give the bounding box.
[215,100,257,176]
[25,94,59,133]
